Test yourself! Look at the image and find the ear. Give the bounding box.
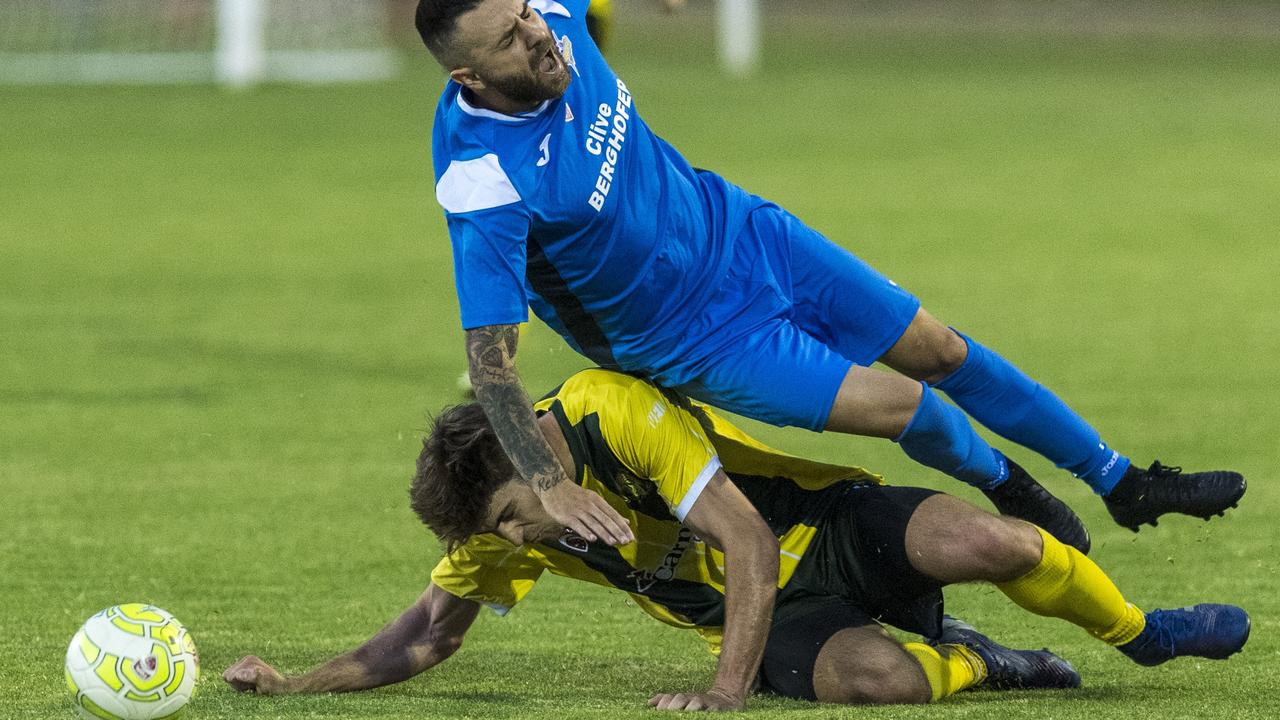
[450,67,485,91]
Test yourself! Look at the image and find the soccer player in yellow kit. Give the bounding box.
[225,370,1249,711]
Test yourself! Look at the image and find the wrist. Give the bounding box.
[535,473,569,494]
[273,676,301,695]
[709,684,747,706]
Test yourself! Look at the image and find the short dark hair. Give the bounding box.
[409,403,513,552]
[415,0,486,64]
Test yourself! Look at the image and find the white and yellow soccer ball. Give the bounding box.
[64,604,199,720]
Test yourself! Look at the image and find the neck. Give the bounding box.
[464,86,543,116]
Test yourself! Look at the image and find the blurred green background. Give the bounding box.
[2,1,1278,718]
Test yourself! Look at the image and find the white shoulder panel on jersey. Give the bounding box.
[436,153,522,214]
[530,0,571,18]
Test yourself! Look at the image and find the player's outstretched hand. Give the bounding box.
[223,655,289,695]
[540,480,634,546]
[648,689,744,712]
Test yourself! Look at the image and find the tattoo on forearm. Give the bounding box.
[465,325,566,493]
[465,325,519,383]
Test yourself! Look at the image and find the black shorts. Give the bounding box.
[756,484,943,701]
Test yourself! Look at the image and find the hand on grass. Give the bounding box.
[223,655,290,695]
[539,480,634,546]
[648,688,744,711]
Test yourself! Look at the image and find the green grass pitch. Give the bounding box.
[2,4,1278,719]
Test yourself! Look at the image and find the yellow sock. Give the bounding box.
[997,526,1146,645]
[902,642,987,702]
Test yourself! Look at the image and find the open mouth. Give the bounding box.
[537,45,559,75]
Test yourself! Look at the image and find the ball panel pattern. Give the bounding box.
[65,604,198,720]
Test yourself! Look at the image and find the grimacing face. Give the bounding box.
[451,0,571,106]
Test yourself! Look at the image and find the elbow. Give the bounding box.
[761,537,781,580]
[752,523,779,555]
[408,634,464,677]
[426,628,466,661]
[438,634,465,658]
[425,627,465,658]
[747,524,780,583]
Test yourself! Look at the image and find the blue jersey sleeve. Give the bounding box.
[449,203,532,329]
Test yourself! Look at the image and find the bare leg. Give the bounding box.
[877,308,968,384]
[811,625,932,705]
[821,313,1088,554]
[904,494,1042,584]
[823,364,923,438]
[901,492,1161,654]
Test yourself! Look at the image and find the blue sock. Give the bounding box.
[934,332,1131,495]
[894,384,1009,491]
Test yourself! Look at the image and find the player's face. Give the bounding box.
[483,482,563,547]
[453,0,570,105]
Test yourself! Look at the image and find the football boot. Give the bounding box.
[1103,461,1245,532]
[983,459,1091,554]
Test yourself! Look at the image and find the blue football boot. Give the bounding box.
[935,616,1081,690]
[1117,604,1251,666]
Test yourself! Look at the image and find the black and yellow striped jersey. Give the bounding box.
[431,369,882,653]
[585,0,612,49]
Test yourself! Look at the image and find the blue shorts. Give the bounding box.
[652,203,920,431]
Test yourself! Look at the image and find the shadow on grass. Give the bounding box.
[948,684,1129,703]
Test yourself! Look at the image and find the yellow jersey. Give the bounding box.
[431,369,882,653]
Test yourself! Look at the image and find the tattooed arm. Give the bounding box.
[465,324,633,545]
[222,585,479,694]
[465,324,569,495]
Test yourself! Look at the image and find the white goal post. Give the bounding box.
[0,0,398,86]
[1,0,758,85]
[717,0,760,77]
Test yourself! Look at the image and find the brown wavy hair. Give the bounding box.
[410,403,514,552]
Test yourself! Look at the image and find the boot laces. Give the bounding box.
[1144,461,1204,506]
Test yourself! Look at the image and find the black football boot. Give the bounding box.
[1103,461,1245,532]
[934,615,1081,691]
[982,458,1091,554]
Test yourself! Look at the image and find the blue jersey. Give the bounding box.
[431,0,762,375]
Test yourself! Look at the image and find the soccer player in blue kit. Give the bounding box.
[417,0,1245,553]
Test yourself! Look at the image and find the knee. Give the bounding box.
[816,653,930,705]
[922,329,969,384]
[967,516,1043,581]
[891,318,969,385]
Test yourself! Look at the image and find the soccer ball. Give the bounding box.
[64,604,199,720]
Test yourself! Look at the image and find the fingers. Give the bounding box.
[577,499,632,546]
[648,691,741,712]
[650,693,684,710]
[565,516,599,544]
[572,513,618,546]
[548,483,634,545]
[590,495,635,545]
[222,657,261,693]
[223,655,285,695]
[576,508,625,546]
[648,693,710,711]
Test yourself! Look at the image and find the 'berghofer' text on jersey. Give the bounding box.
[585,79,632,211]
